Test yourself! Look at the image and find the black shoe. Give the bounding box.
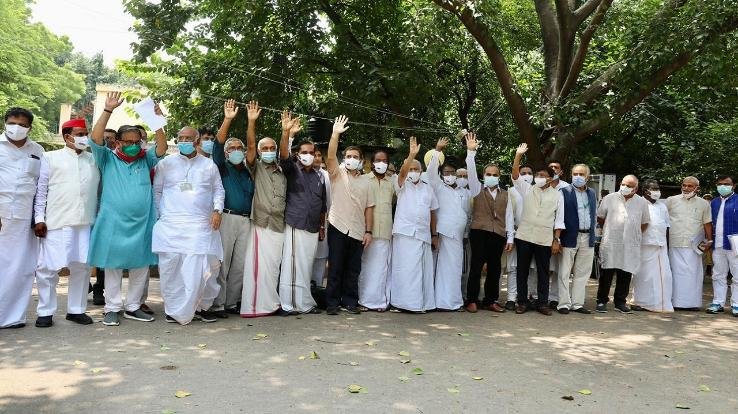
[573,307,592,314]
[88,282,93,293]
[308,308,323,314]
[35,315,53,328]
[344,307,361,315]
[195,310,217,323]
[0,323,26,329]
[504,301,516,311]
[615,303,633,314]
[92,292,105,306]
[277,309,292,317]
[66,313,93,325]
[210,310,229,319]
[225,307,240,315]
[595,303,607,313]
[549,301,559,310]
[165,314,177,323]
[631,305,647,312]
[557,308,570,315]
[326,307,339,315]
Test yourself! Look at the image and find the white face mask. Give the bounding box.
[620,185,634,196]
[344,157,361,171]
[534,177,548,188]
[73,136,89,150]
[298,153,315,167]
[443,175,457,186]
[373,162,388,174]
[4,124,30,142]
[456,177,469,188]
[407,171,421,183]
[649,190,661,200]
[683,191,696,199]
[521,174,533,184]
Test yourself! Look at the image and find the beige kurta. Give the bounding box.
[597,192,651,274]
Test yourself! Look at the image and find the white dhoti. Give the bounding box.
[669,247,704,308]
[201,260,222,311]
[36,225,92,316]
[215,213,251,310]
[389,234,435,312]
[633,245,673,312]
[241,225,283,317]
[0,218,38,328]
[358,238,392,310]
[434,235,463,310]
[312,235,329,287]
[158,253,220,324]
[279,225,319,313]
[711,248,738,307]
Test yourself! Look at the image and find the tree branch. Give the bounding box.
[559,0,613,100]
[573,0,603,25]
[534,0,560,96]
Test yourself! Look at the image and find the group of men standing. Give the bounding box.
[1,97,737,330]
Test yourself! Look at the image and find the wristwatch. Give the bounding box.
[214,209,222,214]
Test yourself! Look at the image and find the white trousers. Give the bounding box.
[241,225,283,317]
[549,254,562,302]
[633,245,673,312]
[460,238,471,300]
[358,238,392,310]
[434,235,463,310]
[711,248,738,307]
[389,234,435,312]
[669,247,704,308]
[36,262,90,317]
[202,260,222,311]
[0,218,38,327]
[279,225,319,313]
[158,252,219,324]
[505,248,537,302]
[104,267,149,313]
[557,233,594,310]
[215,213,251,310]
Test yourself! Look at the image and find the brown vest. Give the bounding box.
[470,188,508,237]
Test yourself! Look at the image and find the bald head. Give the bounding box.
[177,126,199,143]
[257,137,277,153]
[622,175,639,186]
[681,175,700,195]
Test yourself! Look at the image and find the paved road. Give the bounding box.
[1,278,737,414]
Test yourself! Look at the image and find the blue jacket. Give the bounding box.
[560,185,597,248]
[711,193,738,249]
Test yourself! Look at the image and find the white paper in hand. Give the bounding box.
[133,97,167,131]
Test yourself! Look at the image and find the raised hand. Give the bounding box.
[435,137,449,152]
[515,143,528,155]
[225,99,240,120]
[281,110,300,132]
[104,92,124,112]
[246,100,260,121]
[332,115,350,135]
[290,116,302,136]
[408,136,421,158]
[465,132,479,151]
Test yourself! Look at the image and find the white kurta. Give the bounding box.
[633,201,673,312]
[152,154,225,324]
[0,135,44,327]
[597,192,651,274]
[358,239,392,309]
[666,195,710,309]
[280,225,319,313]
[389,179,439,312]
[241,225,284,317]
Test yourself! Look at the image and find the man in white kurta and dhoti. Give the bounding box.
[0,107,44,329]
[666,176,713,310]
[389,137,439,313]
[358,150,395,311]
[33,119,99,328]
[632,179,674,312]
[152,127,225,325]
[427,134,480,311]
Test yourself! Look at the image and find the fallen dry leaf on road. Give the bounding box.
[398,350,410,357]
[349,361,359,366]
[398,376,410,383]
[347,384,367,394]
[174,390,191,398]
[675,404,690,409]
[561,395,574,401]
[160,345,171,351]
[472,376,483,381]
[457,333,470,337]
[310,351,320,360]
[161,409,176,414]
[412,367,424,375]
[197,344,207,349]
[252,333,269,340]
[698,384,711,392]
[74,360,86,366]
[399,359,411,364]
[365,341,377,346]
[447,386,460,394]
[90,368,103,374]
[578,389,592,395]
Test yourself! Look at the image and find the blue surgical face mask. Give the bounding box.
[201,140,214,155]
[261,151,277,163]
[484,175,499,188]
[718,184,733,197]
[228,150,245,165]
[178,142,195,155]
[572,175,587,188]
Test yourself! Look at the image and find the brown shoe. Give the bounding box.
[465,303,478,313]
[487,303,506,313]
[515,304,527,314]
[537,306,553,316]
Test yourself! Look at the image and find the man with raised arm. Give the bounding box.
[324,116,375,315]
[211,99,255,317]
[239,101,288,317]
[87,92,167,326]
[389,137,439,313]
[428,134,481,311]
[278,111,326,316]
